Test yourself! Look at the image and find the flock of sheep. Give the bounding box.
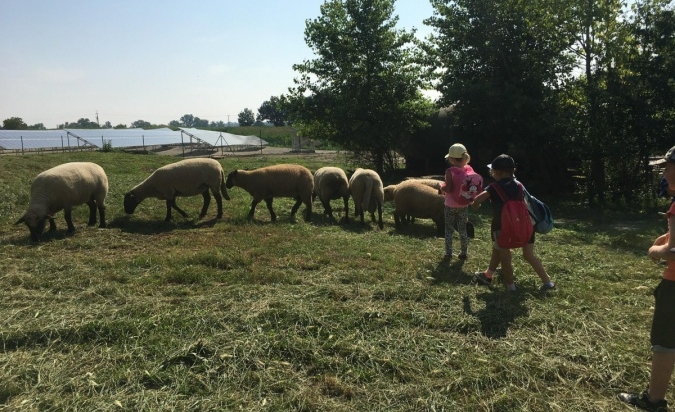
[15,158,448,241]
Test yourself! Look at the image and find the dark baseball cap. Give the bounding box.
[656,146,675,165]
[487,154,516,170]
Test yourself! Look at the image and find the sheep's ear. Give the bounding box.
[15,215,26,225]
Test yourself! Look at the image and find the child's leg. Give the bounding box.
[444,207,455,257]
[498,248,514,288]
[456,207,469,255]
[522,243,552,284]
[648,351,675,401]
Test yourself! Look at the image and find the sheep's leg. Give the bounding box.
[64,209,76,232]
[48,217,57,232]
[264,197,277,222]
[98,203,107,228]
[376,202,383,229]
[87,199,97,226]
[248,198,261,221]
[199,191,211,218]
[394,212,402,228]
[321,198,333,219]
[304,198,312,222]
[165,199,188,221]
[213,191,223,219]
[290,196,302,217]
[342,196,349,223]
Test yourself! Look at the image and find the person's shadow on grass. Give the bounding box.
[462,291,529,339]
[428,256,475,285]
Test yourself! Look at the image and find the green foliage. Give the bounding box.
[2,117,28,130]
[288,0,434,174]
[238,108,255,126]
[1,151,672,410]
[257,95,287,126]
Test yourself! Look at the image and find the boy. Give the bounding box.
[471,154,555,292]
[618,146,675,412]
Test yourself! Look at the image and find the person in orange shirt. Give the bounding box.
[619,146,675,412]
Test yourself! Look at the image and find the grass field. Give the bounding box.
[0,151,671,411]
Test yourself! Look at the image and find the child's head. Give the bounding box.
[488,154,516,179]
[445,143,470,166]
[661,146,675,188]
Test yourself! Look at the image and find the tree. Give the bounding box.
[424,0,577,189]
[131,120,152,129]
[57,118,100,129]
[115,124,127,129]
[169,120,181,127]
[257,96,287,126]
[180,114,195,127]
[238,108,255,126]
[287,0,434,174]
[3,117,28,130]
[27,123,46,130]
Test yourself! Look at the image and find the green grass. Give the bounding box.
[0,151,671,411]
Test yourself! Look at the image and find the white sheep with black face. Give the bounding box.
[226,164,314,222]
[16,162,108,241]
[348,168,384,229]
[313,166,350,223]
[392,182,445,236]
[124,158,230,222]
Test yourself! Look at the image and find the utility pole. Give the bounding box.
[96,111,100,126]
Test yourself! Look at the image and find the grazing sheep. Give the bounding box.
[313,166,350,222]
[225,164,313,222]
[393,182,445,236]
[384,178,443,202]
[124,158,230,221]
[348,168,384,229]
[15,162,108,241]
[384,179,444,223]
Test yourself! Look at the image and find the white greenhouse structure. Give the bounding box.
[0,128,268,155]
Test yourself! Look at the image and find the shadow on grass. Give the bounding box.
[428,257,476,285]
[108,215,221,235]
[462,291,529,339]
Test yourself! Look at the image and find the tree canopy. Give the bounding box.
[287,0,434,174]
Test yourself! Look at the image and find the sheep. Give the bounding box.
[124,158,230,221]
[384,178,444,223]
[348,168,384,229]
[15,162,108,241]
[225,164,314,222]
[313,166,350,223]
[392,182,445,236]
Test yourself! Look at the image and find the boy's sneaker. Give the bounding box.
[474,272,493,286]
[618,391,668,411]
[539,283,556,292]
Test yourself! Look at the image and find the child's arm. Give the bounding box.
[648,215,675,262]
[441,169,452,194]
[471,190,490,210]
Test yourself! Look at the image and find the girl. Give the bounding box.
[440,143,483,260]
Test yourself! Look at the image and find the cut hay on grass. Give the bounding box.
[0,151,671,410]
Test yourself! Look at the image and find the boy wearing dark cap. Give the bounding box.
[619,146,675,412]
[470,154,555,292]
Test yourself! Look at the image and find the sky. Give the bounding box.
[0,0,437,129]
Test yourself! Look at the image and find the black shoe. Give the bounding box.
[473,272,492,286]
[618,391,668,411]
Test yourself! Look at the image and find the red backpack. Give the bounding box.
[491,182,534,249]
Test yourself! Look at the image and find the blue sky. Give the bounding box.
[0,0,436,128]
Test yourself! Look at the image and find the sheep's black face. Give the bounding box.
[15,213,45,242]
[225,171,237,189]
[124,192,139,214]
[28,220,46,242]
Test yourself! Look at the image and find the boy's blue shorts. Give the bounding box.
[651,279,675,353]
